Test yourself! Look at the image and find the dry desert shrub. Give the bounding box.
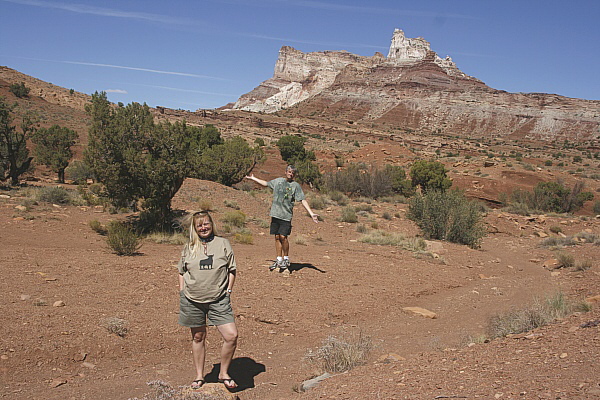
[106,221,141,256]
[487,292,575,339]
[574,259,593,271]
[129,380,231,400]
[221,210,246,228]
[145,232,187,245]
[305,329,373,373]
[103,317,128,337]
[340,206,358,223]
[89,219,107,235]
[233,229,253,244]
[223,199,239,210]
[556,252,575,268]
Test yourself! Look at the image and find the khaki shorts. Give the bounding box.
[178,291,234,327]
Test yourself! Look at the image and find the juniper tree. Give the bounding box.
[31,125,78,183]
[0,97,35,185]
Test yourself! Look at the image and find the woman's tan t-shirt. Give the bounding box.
[178,236,236,303]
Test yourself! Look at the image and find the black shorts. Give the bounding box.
[270,217,292,236]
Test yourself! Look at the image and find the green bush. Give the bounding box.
[65,160,94,184]
[408,190,486,248]
[106,221,141,256]
[340,206,358,223]
[593,200,600,215]
[276,135,313,162]
[222,210,246,228]
[9,82,30,98]
[89,219,107,235]
[323,163,398,199]
[410,160,452,193]
[37,186,71,204]
[503,181,593,214]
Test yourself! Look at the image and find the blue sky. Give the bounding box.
[1,0,598,111]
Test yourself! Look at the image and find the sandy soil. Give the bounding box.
[1,173,599,400]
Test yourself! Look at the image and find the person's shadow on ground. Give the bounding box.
[288,262,326,273]
[204,357,265,392]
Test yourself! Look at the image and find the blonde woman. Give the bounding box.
[178,211,238,390]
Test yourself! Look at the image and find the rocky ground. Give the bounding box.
[1,171,599,399]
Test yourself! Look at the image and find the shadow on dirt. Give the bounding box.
[289,262,326,273]
[204,357,266,392]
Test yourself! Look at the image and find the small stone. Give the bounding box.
[20,294,31,301]
[1,355,8,360]
[53,300,66,307]
[49,379,67,388]
[15,205,27,211]
[82,362,95,369]
[584,295,600,304]
[402,307,437,319]
[559,353,568,359]
[534,231,548,238]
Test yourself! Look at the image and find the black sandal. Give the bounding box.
[191,379,204,389]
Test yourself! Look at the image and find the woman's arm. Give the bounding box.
[227,270,236,292]
[178,274,184,291]
[244,173,268,187]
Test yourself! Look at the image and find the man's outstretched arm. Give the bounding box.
[244,173,268,187]
[301,199,319,223]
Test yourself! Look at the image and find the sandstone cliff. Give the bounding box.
[231,29,600,141]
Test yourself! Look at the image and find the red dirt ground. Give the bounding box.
[1,174,599,400]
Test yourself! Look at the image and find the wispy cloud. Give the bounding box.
[247,33,386,51]
[60,60,228,80]
[128,82,236,98]
[220,0,476,20]
[2,0,195,25]
[105,89,127,94]
[2,55,227,80]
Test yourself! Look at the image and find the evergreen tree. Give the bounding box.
[31,125,78,183]
[0,97,35,185]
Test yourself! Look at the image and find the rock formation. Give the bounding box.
[230,29,600,141]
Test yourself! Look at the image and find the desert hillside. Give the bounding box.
[1,66,599,399]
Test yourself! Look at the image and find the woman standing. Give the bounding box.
[178,211,238,390]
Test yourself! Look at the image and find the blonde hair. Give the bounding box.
[185,211,218,256]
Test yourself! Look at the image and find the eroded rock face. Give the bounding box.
[230,29,600,141]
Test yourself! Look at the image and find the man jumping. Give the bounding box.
[245,165,319,271]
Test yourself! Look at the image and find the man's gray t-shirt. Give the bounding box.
[267,177,305,221]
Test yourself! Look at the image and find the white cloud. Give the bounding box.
[105,89,127,94]
[2,0,195,25]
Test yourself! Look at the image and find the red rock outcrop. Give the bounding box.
[231,29,600,141]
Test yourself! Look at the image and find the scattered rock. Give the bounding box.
[15,205,27,211]
[403,307,437,319]
[49,379,67,388]
[181,383,238,399]
[584,295,600,304]
[542,259,560,269]
[376,353,405,363]
[53,300,66,307]
[300,372,332,392]
[534,231,548,238]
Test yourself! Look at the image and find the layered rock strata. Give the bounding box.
[231,29,600,140]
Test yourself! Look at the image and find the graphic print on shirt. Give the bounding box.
[198,255,214,270]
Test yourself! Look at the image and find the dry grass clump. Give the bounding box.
[556,252,575,268]
[197,199,213,212]
[223,199,239,210]
[103,317,129,337]
[145,232,187,245]
[89,219,107,235]
[221,210,246,228]
[340,206,358,223]
[540,236,576,248]
[293,235,308,246]
[305,330,373,373]
[130,380,231,400]
[487,292,575,339]
[233,229,253,244]
[307,194,326,210]
[359,230,426,252]
[106,221,141,256]
[574,259,593,271]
